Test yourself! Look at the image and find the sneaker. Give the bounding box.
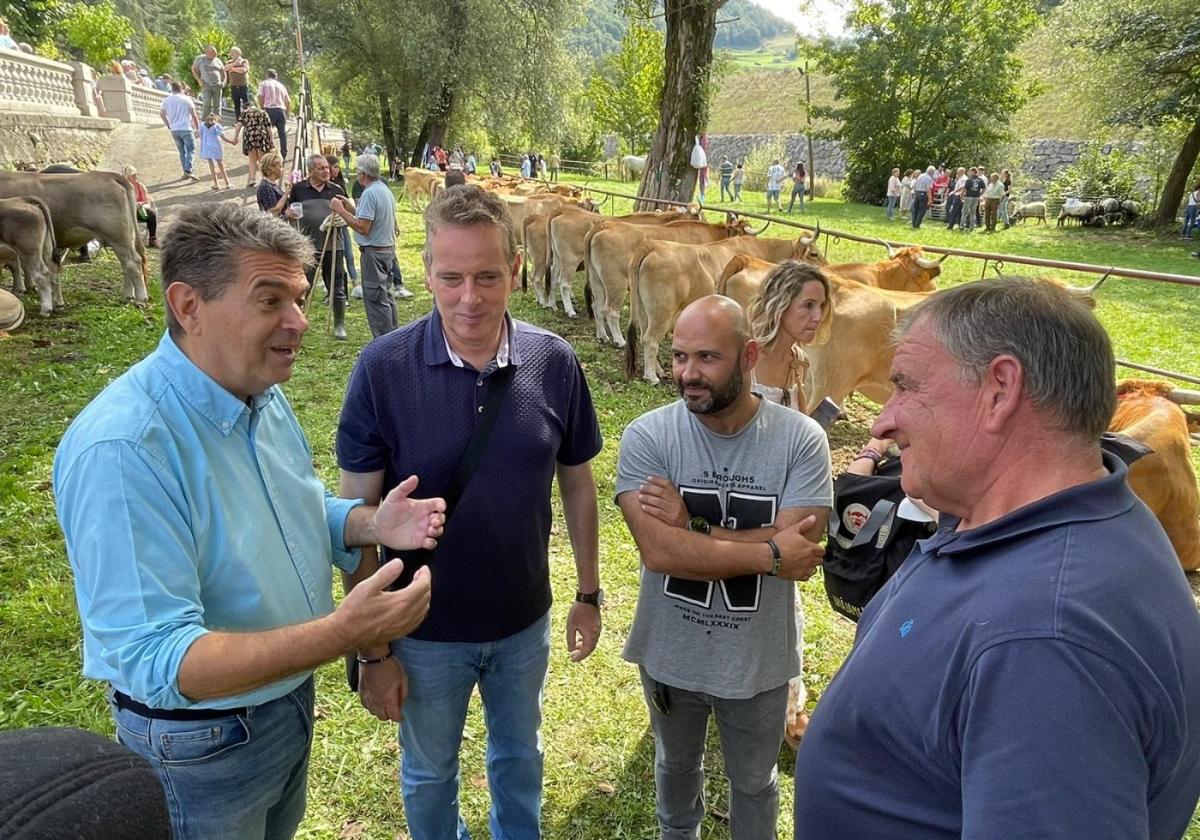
[186,173,200,182]
[148,238,158,249]
[394,286,414,300]
[351,285,363,299]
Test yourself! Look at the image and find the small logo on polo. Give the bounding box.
[899,619,914,637]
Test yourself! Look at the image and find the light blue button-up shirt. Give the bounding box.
[53,333,362,710]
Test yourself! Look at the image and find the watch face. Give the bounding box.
[689,516,711,535]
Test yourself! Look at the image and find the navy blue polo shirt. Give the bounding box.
[794,453,1200,840]
[336,310,602,642]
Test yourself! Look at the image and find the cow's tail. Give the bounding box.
[717,254,750,297]
[624,244,652,378]
[521,252,528,291]
[583,225,600,319]
[28,197,57,274]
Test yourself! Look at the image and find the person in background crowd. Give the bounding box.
[120,60,141,85]
[0,18,17,50]
[159,81,200,182]
[718,155,735,202]
[766,158,786,213]
[548,151,559,181]
[932,164,950,207]
[257,69,291,163]
[1179,180,1200,239]
[341,140,352,171]
[538,154,547,178]
[886,167,902,220]
[290,153,348,340]
[998,168,1013,228]
[239,104,275,188]
[154,73,172,92]
[191,45,225,119]
[449,146,465,170]
[982,171,1005,232]
[794,277,1200,840]
[328,156,360,296]
[960,166,985,231]
[733,161,745,202]
[467,150,478,175]
[426,153,439,171]
[435,145,449,171]
[198,112,239,191]
[330,153,402,337]
[54,202,443,840]
[123,165,158,248]
[444,168,467,188]
[520,154,532,179]
[787,161,807,213]
[899,169,914,219]
[490,157,502,177]
[255,151,289,215]
[944,166,966,230]
[226,47,250,122]
[911,165,934,228]
[17,41,33,53]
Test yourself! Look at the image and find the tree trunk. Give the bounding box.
[1154,115,1200,226]
[426,81,455,149]
[376,89,397,170]
[635,0,725,210]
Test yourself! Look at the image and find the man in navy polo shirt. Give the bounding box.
[793,277,1200,839]
[336,185,603,840]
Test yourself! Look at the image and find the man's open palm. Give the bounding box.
[374,476,446,550]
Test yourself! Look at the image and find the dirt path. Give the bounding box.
[100,121,290,224]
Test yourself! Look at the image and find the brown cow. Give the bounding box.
[1109,380,1200,571]
[0,196,59,315]
[823,243,945,292]
[404,167,443,210]
[545,206,701,318]
[0,170,146,305]
[625,232,823,382]
[584,215,760,346]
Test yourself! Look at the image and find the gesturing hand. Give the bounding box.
[374,475,446,551]
[566,601,601,662]
[638,475,689,529]
[338,559,432,649]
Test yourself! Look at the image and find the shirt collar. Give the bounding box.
[150,332,275,435]
[919,451,1136,558]
[423,309,521,370]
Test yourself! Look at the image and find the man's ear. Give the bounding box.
[164,281,202,335]
[742,338,760,372]
[981,354,1024,433]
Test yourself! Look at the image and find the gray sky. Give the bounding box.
[745,0,847,36]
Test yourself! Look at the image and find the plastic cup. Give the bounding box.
[289,202,303,218]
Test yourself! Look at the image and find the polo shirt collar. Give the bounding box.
[151,332,274,435]
[921,451,1135,558]
[422,308,522,370]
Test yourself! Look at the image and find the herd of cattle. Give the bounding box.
[0,168,148,318]
[0,163,1196,572]
[431,169,1198,573]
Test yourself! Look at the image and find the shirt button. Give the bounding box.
[221,420,230,430]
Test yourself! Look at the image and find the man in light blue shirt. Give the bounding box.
[330,153,399,337]
[53,202,444,840]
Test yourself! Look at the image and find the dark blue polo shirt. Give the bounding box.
[794,453,1200,840]
[336,310,602,643]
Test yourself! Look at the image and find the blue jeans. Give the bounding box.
[912,192,928,228]
[340,227,357,280]
[171,129,195,175]
[787,184,806,212]
[885,194,898,219]
[394,611,551,840]
[109,678,314,840]
[1181,205,1198,238]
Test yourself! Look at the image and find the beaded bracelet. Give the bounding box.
[853,447,884,465]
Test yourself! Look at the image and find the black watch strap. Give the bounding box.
[575,589,604,606]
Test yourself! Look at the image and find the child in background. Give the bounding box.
[199,113,240,190]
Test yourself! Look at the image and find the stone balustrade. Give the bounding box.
[96,74,169,125]
[0,47,80,116]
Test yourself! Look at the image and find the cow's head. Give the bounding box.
[791,222,826,265]
[892,247,945,292]
[723,216,754,237]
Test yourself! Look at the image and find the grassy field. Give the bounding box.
[0,181,1197,839]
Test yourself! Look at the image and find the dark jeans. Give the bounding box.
[307,249,347,301]
[141,207,158,242]
[265,107,288,160]
[911,192,929,228]
[230,85,249,121]
[945,195,962,229]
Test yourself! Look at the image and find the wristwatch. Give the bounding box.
[687,516,711,535]
[576,589,605,606]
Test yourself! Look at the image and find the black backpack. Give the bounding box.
[822,457,934,622]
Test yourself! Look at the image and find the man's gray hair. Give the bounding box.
[308,151,327,167]
[160,203,314,336]
[899,276,1116,441]
[422,185,515,265]
[356,154,380,179]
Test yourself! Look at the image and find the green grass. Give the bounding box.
[0,180,1197,838]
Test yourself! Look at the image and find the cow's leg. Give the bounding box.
[26,261,54,316]
[605,309,625,348]
[590,272,610,341]
[559,272,577,319]
[6,256,24,294]
[112,242,149,303]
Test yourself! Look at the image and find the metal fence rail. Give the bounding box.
[574,185,1200,387]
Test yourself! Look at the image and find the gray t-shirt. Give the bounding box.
[193,54,225,86]
[616,397,832,698]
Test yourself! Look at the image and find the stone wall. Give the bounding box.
[706,133,847,178]
[0,112,119,169]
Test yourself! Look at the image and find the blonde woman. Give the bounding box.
[255,151,290,215]
[746,259,831,743]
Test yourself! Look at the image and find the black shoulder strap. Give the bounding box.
[442,364,514,517]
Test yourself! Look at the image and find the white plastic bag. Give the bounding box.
[690,137,707,169]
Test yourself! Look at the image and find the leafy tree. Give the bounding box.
[1053,0,1200,225]
[814,0,1039,204]
[144,32,175,78]
[0,0,63,48]
[1045,145,1138,205]
[60,1,134,68]
[587,23,664,154]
